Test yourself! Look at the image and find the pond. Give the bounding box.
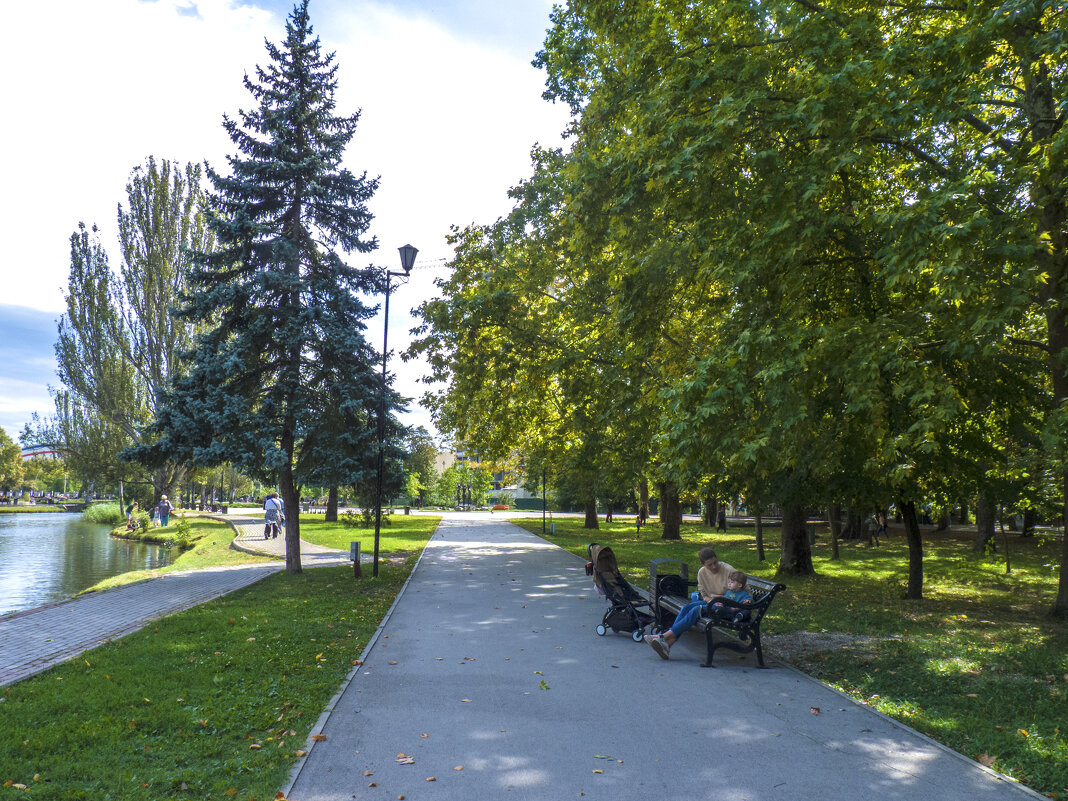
[0,512,177,617]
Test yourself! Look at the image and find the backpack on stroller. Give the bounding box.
[586,543,656,642]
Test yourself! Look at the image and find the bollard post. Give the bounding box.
[350,541,362,579]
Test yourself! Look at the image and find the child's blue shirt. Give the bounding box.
[724,588,753,604]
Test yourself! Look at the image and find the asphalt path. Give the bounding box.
[283,514,1041,801]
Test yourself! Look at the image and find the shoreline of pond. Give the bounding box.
[0,512,180,616]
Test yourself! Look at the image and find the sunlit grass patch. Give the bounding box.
[0,560,416,801]
[298,514,442,557]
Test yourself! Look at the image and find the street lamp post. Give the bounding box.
[373,244,418,577]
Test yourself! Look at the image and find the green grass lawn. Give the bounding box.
[511,516,1068,798]
[297,513,442,560]
[0,517,440,801]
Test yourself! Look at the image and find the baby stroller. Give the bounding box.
[587,543,655,642]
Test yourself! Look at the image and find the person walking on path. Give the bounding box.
[157,495,173,527]
[644,546,735,659]
[263,492,283,539]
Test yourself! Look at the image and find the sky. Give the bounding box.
[0,0,572,444]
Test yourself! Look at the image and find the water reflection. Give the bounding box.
[0,513,176,616]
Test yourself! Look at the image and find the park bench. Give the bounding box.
[650,558,786,668]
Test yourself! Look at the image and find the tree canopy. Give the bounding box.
[131,0,404,573]
[413,0,1067,612]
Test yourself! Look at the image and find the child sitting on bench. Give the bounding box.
[709,570,753,623]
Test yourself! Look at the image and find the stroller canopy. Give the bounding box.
[588,543,632,598]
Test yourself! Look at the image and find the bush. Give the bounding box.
[340,508,391,528]
[83,503,125,525]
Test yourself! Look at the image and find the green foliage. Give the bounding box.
[45,157,213,498]
[0,427,23,493]
[82,502,126,526]
[415,0,1068,605]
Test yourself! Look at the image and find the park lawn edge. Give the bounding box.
[0,518,439,801]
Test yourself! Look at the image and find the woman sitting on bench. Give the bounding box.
[644,547,735,660]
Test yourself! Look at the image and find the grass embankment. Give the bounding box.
[83,517,274,594]
[511,517,1068,798]
[0,506,66,514]
[0,516,440,801]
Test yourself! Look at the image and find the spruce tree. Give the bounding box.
[135,0,398,572]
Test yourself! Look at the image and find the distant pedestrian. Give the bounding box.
[157,495,173,527]
[263,492,283,539]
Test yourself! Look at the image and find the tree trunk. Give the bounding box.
[901,499,924,599]
[659,481,681,540]
[777,503,814,576]
[936,513,950,531]
[974,493,996,555]
[639,477,650,523]
[958,500,969,524]
[828,501,841,560]
[1057,471,1068,619]
[583,499,599,529]
[279,433,301,574]
[703,481,715,527]
[325,486,339,522]
[1022,508,1036,537]
[755,507,765,561]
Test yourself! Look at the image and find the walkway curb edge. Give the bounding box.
[278,518,443,798]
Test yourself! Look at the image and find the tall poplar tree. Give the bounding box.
[134,0,394,573]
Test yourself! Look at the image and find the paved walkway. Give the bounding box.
[283,515,1042,801]
[0,513,349,688]
[0,513,1044,799]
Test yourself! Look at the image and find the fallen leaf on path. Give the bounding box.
[460,699,472,703]
[426,776,436,781]
[396,756,415,765]
[454,766,464,771]
[421,733,429,738]
[809,707,820,715]
[363,771,374,776]
[389,661,398,665]
[311,734,327,742]
[592,769,603,774]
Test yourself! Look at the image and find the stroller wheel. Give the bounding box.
[631,629,645,643]
[596,624,607,636]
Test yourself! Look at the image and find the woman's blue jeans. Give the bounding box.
[669,600,704,637]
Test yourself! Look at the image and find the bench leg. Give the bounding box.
[700,629,718,668]
[753,630,767,668]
